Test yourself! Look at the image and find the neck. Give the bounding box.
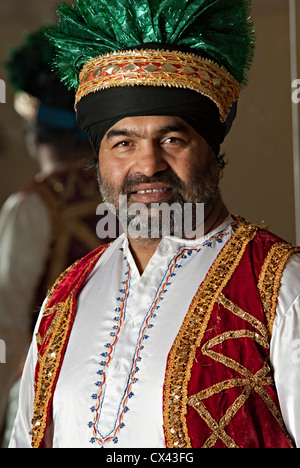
[128,195,229,275]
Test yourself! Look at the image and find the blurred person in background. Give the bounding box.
[0,28,108,445]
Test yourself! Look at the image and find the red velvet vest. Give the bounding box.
[29,218,299,448]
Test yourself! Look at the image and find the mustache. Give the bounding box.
[120,170,185,196]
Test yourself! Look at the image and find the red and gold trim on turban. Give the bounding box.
[75,49,241,123]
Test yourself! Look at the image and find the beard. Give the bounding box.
[97,154,221,240]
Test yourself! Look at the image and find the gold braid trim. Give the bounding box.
[188,293,294,448]
[257,242,300,336]
[163,219,258,448]
[187,358,289,448]
[30,245,109,448]
[75,49,241,123]
[35,260,82,347]
[30,295,75,447]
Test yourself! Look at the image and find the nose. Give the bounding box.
[131,141,168,177]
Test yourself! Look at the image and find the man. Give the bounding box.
[0,29,104,445]
[9,0,300,448]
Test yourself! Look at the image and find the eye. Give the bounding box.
[113,140,134,149]
[161,135,186,147]
[164,137,179,143]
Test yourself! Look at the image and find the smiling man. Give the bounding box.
[9,0,300,449]
[99,115,225,271]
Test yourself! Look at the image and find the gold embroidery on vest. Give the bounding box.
[187,294,293,448]
[187,396,240,448]
[36,303,69,354]
[46,259,81,302]
[188,361,273,448]
[258,242,300,336]
[218,293,269,344]
[163,219,258,448]
[30,294,75,446]
[30,245,109,448]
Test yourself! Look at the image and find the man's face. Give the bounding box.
[98,115,221,237]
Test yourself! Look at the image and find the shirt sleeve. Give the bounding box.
[270,253,300,448]
[0,191,51,431]
[8,302,46,448]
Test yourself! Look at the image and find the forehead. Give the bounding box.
[104,115,196,139]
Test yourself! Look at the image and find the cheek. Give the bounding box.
[98,151,128,189]
[190,141,215,173]
[173,149,208,183]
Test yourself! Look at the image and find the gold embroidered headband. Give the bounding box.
[75,49,241,123]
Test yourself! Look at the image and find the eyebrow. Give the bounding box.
[105,123,190,141]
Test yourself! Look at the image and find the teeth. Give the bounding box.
[136,188,168,194]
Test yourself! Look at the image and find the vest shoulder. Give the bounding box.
[236,216,297,250]
[46,243,110,305]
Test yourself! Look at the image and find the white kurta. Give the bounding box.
[9,216,300,448]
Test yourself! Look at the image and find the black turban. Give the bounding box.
[76,85,237,155]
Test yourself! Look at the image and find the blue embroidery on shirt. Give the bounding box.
[88,221,235,446]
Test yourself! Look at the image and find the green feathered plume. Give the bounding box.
[45,0,255,91]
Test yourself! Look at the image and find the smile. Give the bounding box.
[130,184,173,203]
[134,188,170,194]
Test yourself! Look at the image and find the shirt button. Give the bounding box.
[124,320,135,331]
[143,277,151,287]
[161,244,169,255]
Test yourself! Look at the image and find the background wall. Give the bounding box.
[221,0,299,243]
[0,0,299,243]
